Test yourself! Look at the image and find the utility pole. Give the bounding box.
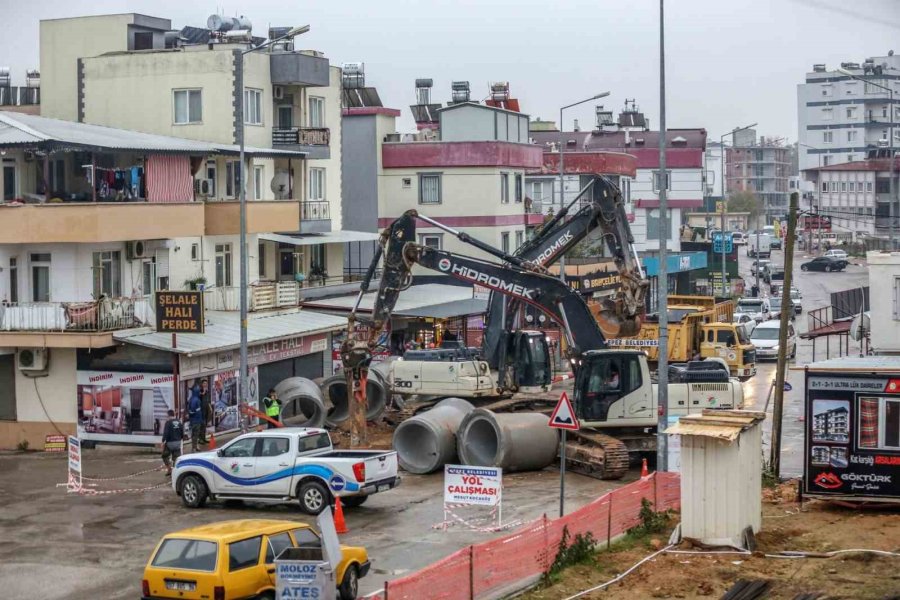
[770,191,798,478]
[656,0,669,472]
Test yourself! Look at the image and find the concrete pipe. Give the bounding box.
[392,397,475,474]
[457,408,559,472]
[273,377,329,429]
[320,371,388,427]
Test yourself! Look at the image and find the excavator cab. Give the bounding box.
[574,350,648,422]
[508,331,552,391]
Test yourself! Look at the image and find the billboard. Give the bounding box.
[804,373,900,500]
[76,371,175,444]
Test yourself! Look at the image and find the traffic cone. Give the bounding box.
[333,496,349,534]
[641,458,649,478]
[208,432,216,450]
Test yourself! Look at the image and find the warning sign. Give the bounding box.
[548,392,580,430]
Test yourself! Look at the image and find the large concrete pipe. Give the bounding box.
[393,397,475,474]
[320,370,388,427]
[457,408,559,472]
[274,377,329,428]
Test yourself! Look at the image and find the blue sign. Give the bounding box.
[329,475,346,492]
[784,382,793,392]
[712,232,734,254]
[641,252,708,277]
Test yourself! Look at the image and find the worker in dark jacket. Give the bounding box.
[160,409,184,476]
[187,385,204,452]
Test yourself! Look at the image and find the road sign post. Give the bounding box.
[549,391,580,517]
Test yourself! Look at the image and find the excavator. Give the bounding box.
[342,176,742,479]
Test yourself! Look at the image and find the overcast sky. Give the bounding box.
[2,0,897,141]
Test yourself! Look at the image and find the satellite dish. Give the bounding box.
[850,312,870,341]
[270,169,290,198]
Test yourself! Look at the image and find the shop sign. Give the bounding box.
[155,291,204,333]
[44,434,67,452]
[804,373,900,500]
[67,436,82,492]
[180,333,329,379]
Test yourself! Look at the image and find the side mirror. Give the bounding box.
[216,449,225,458]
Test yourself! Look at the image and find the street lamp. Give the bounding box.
[839,68,895,248]
[558,92,610,284]
[236,25,310,423]
[797,142,824,254]
[720,122,756,297]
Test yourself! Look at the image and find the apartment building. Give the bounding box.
[813,406,849,442]
[797,53,900,173]
[725,129,791,221]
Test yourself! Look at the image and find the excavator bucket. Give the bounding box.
[591,300,643,338]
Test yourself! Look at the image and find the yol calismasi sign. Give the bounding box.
[444,465,502,507]
[155,291,204,333]
[804,373,900,501]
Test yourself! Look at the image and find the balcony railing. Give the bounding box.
[0,296,154,332]
[301,200,330,220]
[272,127,330,147]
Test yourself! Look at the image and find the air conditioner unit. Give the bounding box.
[196,179,212,196]
[274,86,284,100]
[126,240,149,260]
[17,348,48,372]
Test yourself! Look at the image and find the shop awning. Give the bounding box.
[261,231,381,246]
[114,309,345,355]
[300,284,478,316]
[395,297,488,319]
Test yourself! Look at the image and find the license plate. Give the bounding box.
[166,581,196,591]
[378,484,390,492]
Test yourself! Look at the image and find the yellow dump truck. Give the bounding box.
[603,295,757,381]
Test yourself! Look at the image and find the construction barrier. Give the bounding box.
[376,472,680,600]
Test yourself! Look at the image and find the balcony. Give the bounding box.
[299,200,331,233]
[272,127,331,159]
[204,276,366,311]
[270,52,330,87]
[204,200,301,236]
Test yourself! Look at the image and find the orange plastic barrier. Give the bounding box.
[377,472,681,600]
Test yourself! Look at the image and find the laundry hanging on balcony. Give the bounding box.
[146,154,193,202]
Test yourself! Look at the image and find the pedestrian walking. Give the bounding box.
[187,384,204,452]
[160,409,184,476]
[263,388,282,429]
[199,379,211,443]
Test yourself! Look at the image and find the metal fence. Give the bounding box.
[0,296,154,332]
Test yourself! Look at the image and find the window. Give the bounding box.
[225,161,241,198]
[3,159,16,200]
[830,181,838,192]
[647,209,673,240]
[526,180,553,202]
[867,182,874,192]
[258,242,267,278]
[191,243,200,261]
[883,106,889,118]
[308,96,325,127]
[821,84,833,97]
[310,244,326,276]
[8,257,17,303]
[847,130,857,142]
[847,154,854,163]
[259,437,290,457]
[215,244,233,287]
[309,168,325,201]
[142,259,156,295]
[298,432,332,453]
[402,177,412,189]
[859,397,900,450]
[418,173,441,204]
[92,251,121,298]
[846,107,856,120]
[419,234,442,250]
[500,172,510,203]
[894,277,900,320]
[243,88,262,125]
[501,232,510,254]
[841,182,848,192]
[222,437,256,458]
[821,108,833,121]
[821,181,828,193]
[291,528,321,546]
[515,230,524,250]
[823,156,831,166]
[514,174,523,203]
[823,131,833,144]
[254,165,264,200]
[265,533,293,564]
[152,539,218,572]
[206,160,217,197]
[228,537,262,572]
[173,89,202,124]
[652,170,671,192]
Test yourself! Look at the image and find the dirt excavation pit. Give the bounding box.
[523,481,900,600]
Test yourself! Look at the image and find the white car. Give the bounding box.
[824,249,849,260]
[750,320,797,360]
[736,298,771,323]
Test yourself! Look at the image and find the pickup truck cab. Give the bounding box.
[173,428,400,515]
[736,297,771,323]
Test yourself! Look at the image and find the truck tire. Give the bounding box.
[338,565,359,600]
[298,480,331,515]
[181,474,208,508]
[341,495,369,508]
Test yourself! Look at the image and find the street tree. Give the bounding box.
[727,191,763,220]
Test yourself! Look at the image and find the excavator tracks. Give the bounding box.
[566,431,630,480]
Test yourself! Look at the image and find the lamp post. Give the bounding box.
[558,92,610,286]
[839,68,894,248]
[236,25,310,422]
[797,142,823,255]
[720,123,757,298]
[656,0,668,471]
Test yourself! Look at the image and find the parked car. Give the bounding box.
[801,256,849,272]
[824,249,849,260]
[732,231,746,245]
[768,295,795,320]
[142,519,370,600]
[763,266,784,285]
[770,237,783,250]
[750,319,798,360]
[736,297,771,323]
[750,259,772,276]
[789,288,803,314]
[173,428,400,514]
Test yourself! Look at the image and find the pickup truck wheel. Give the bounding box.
[299,481,330,515]
[338,565,359,600]
[181,475,208,508]
[341,495,368,508]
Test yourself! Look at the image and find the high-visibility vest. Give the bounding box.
[265,397,280,417]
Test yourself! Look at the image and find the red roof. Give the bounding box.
[803,158,900,173]
[531,129,707,169]
[536,152,637,177]
[383,141,542,169]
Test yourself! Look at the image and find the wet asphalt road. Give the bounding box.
[737,246,868,477]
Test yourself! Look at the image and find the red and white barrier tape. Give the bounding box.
[81,465,165,482]
[76,481,170,496]
[434,504,520,533]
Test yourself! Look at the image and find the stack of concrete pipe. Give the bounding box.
[320,368,389,427]
[392,397,475,474]
[456,408,559,473]
[274,377,329,428]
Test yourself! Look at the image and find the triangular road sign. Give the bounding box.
[548,391,580,430]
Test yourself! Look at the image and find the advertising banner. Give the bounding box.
[67,436,82,492]
[182,367,259,435]
[444,465,502,507]
[76,371,176,444]
[804,374,900,500]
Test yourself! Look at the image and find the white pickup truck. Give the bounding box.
[173,428,400,514]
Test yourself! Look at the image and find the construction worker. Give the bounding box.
[160,409,184,476]
[187,384,204,452]
[263,388,282,429]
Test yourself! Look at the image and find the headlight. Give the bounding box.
[773,345,779,351]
